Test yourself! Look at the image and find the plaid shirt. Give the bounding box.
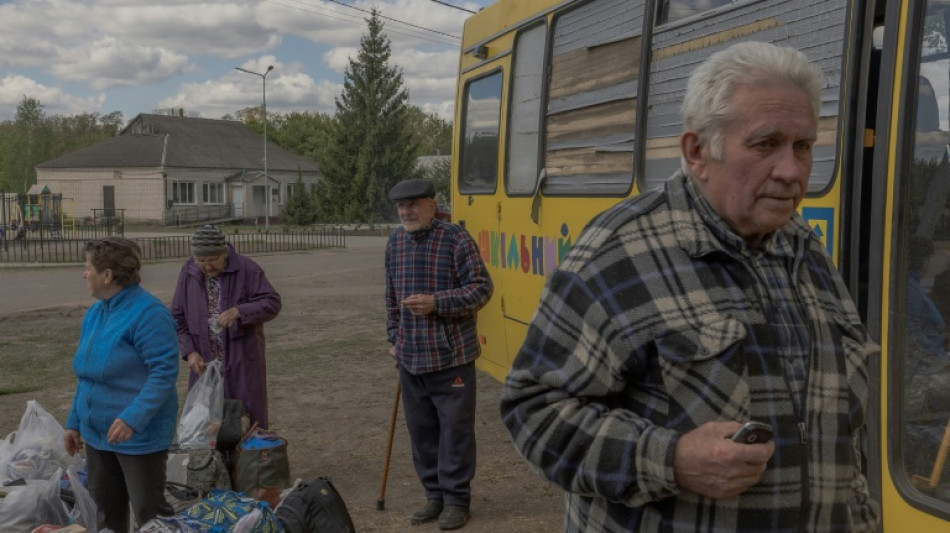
[386,218,493,374]
[501,171,880,532]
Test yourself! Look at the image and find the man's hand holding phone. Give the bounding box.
[731,421,774,444]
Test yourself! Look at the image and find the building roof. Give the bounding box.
[37,113,319,172]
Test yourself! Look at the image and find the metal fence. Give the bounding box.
[0,228,346,264]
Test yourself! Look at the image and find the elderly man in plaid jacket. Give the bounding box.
[501,41,880,532]
[385,178,493,530]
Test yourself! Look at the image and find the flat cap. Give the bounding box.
[389,179,436,201]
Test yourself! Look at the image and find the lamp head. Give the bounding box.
[266,65,274,73]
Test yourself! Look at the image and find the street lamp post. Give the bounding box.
[235,65,274,230]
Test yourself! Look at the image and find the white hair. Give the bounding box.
[680,41,822,172]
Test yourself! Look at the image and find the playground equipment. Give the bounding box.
[1,186,75,239]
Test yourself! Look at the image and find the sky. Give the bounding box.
[0,0,494,125]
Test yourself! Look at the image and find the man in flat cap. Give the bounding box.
[384,179,493,530]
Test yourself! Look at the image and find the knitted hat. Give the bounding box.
[191,225,227,256]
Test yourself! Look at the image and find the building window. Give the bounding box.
[173,182,195,204]
[203,182,225,204]
[272,184,282,205]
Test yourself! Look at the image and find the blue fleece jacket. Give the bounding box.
[66,284,180,454]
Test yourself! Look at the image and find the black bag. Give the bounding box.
[217,398,250,451]
[276,477,356,533]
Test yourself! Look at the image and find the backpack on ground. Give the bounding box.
[275,477,355,533]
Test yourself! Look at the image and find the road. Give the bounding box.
[0,235,389,313]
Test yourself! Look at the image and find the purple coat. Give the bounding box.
[171,246,281,428]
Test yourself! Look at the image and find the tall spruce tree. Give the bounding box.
[315,8,419,223]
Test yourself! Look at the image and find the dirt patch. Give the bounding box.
[0,241,563,532]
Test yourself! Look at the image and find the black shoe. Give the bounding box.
[411,499,444,525]
[438,505,470,530]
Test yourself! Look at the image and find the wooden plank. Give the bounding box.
[547,99,636,143]
[550,37,641,100]
[545,148,633,176]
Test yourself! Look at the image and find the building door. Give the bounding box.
[103,186,115,216]
[232,185,244,217]
[252,185,266,219]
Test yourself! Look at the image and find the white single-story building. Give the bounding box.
[35,113,320,225]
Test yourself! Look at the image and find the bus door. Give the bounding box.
[875,0,950,526]
[456,63,509,380]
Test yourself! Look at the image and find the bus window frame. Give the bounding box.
[538,0,642,198]
[457,67,505,196]
[646,0,845,199]
[888,0,950,520]
[505,19,550,198]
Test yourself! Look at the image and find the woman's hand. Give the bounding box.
[187,351,206,375]
[217,307,241,328]
[107,419,134,444]
[63,429,83,455]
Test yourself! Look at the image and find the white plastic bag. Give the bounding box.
[231,508,262,533]
[66,465,98,533]
[177,359,224,449]
[4,400,81,481]
[0,468,69,533]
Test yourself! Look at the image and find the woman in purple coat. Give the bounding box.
[171,225,282,428]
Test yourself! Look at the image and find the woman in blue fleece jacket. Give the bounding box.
[63,237,179,532]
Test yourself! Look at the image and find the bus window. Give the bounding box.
[543,0,642,196]
[459,71,503,195]
[645,0,846,193]
[897,0,950,504]
[656,0,732,25]
[507,23,547,195]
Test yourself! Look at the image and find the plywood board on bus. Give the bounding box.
[546,99,636,145]
[549,36,641,100]
[545,148,633,177]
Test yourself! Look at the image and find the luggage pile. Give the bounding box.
[147,360,355,533]
[0,401,96,533]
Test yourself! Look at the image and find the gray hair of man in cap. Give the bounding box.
[389,179,438,233]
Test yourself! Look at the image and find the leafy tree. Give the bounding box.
[405,106,452,156]
[0,99,124,193]
[315,8,419,223]
[419,157,451,204]
[0,97,51,192]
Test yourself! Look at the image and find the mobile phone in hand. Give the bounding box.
[731,421,773,444]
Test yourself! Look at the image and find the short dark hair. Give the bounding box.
[84,237,142,287]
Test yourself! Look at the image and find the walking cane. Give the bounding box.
[912,414,950,490]
[377,378,401,510]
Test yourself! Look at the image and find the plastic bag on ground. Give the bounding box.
[0,467,69,533]
[177,359,224,449]
[65,465,98,533]
[3,400,82,482]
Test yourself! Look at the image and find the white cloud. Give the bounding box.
[159,58,342,117]
[0,0,484,120]
[52,37,193,90]
[0,75,105,118]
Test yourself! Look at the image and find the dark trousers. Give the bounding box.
[85,445,174,532]
[399,362,477,507]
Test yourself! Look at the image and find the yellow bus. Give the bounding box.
[452,0,950,528]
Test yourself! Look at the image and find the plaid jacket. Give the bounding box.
[386,218,493,374]
[501,172,880,532]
